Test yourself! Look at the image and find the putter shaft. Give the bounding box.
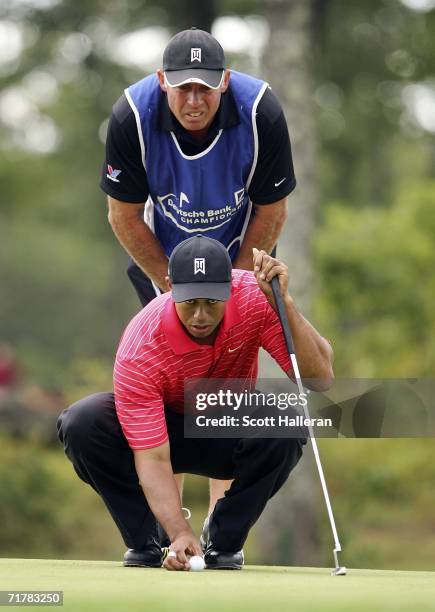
[271,276,345,573]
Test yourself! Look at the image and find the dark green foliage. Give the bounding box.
[314,181,435,377]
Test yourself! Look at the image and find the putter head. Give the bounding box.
[331,566,347,576]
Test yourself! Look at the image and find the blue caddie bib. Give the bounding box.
[126,70,268,261]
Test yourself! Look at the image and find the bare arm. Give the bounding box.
[233,198,288,270]
[281,297,333,390]
[253,248,334,391]
[107,196,169,291]
[134,442,202,570]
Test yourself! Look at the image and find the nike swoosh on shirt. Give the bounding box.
[274,178,286,187]
[228,345,243,353]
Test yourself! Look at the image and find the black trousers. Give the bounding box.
[127,259,158,307]
[57,392,304,552]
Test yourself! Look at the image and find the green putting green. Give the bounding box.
[0,559,434,612]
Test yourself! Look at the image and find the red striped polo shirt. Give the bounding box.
[114,269,292,450]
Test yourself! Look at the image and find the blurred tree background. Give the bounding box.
[1,0,434,570]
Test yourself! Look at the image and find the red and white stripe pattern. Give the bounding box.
[114,270,292,450]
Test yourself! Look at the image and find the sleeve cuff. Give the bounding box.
[250,177,296,205]
[99,180,147,204]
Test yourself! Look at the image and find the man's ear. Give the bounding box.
[220,69,231,93]
[156,69,167,92]
[165,275,172,292]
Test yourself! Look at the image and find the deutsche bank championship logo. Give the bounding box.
[191,48,201,62]
[194,258,206,275]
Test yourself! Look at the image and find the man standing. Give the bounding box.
[100,27,296,305]
[57,237,333,570]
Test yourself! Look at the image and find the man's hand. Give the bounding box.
[252,247,292,310]
[163,532,203,571]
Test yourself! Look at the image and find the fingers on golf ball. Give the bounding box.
[189,556,205,571]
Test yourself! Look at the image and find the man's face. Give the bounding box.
[157,70,230,134]
[175,298,226,340]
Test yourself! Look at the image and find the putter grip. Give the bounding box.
[271,276,295,356]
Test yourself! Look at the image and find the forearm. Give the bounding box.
[234,200,287,270]
[134,454,192,542]
[253,247,333,391]
[108,198,169,291]
[281,295,334,388]
[114,222,168,291]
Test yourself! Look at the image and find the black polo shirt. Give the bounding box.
[100,82,296,205]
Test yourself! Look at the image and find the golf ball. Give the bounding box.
[189,555,205,572]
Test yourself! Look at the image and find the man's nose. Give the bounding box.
[186,88,202,105]
[193,304,206,320]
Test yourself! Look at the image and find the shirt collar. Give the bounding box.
[161,290,242,355]
[156,86,240,145]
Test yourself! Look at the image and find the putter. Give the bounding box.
[271,276,347,576]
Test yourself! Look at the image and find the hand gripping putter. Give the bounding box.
[271,276,347,576]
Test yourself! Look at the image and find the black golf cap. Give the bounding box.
[169,235,232,303]
[163,27,226,89]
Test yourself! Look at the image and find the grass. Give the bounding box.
[1,559,435,612]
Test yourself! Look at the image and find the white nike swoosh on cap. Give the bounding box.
[274,178,286,187]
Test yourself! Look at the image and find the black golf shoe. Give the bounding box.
[204,544,244,570]
[201,516,244,570]
[123,541,162,568]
